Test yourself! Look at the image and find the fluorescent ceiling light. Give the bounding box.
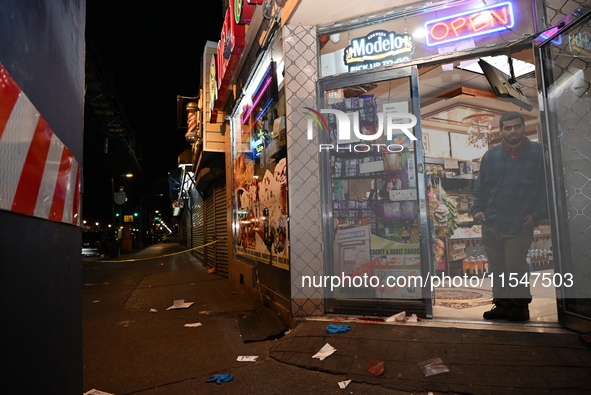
[457,55,535,78]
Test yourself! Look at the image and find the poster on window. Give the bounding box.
[233,156,289,269]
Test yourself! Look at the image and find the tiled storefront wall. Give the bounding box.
[283,25,325,316]
[543,0,591,304]
[546,0,586,25]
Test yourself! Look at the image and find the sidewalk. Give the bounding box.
[270,318,591,394]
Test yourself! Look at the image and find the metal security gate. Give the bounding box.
[204,193,215,269]
[214,186,229,276]
[203,185,229,276]
[191,190,204,263]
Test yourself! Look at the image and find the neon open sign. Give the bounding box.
[425,2,515,46]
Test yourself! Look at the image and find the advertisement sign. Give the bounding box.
[344,30,415,72]
[425,2,515,46]
[234,157,289,269]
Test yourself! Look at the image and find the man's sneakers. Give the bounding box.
[483,303,509,320]
[506,304,530,321]
[483,300,529,321]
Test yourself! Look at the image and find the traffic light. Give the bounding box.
[134,212,138,217]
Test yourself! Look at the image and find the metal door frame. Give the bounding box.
[318,66,432,317]
[534,3,591,331]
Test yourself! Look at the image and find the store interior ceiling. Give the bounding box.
[343,49,540,143]
[418,49,539,138]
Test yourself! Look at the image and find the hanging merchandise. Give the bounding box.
[437,184,458,238]
[425,174,438,273]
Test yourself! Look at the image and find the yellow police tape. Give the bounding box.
[82,238,228,263]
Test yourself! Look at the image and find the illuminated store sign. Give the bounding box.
[209,54,219,114]
[251,136,265,157]
[216,5,246,104]
[344,30,414,71]
[425,2,514,46]
[234,0,256,24]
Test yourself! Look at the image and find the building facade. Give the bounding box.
[177,0,591,332]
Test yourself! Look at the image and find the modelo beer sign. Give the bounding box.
[344,30,415,72]
[425,2,515,46]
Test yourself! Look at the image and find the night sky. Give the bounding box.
[84,1,224,226]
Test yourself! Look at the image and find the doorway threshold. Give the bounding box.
[302,314,571,334]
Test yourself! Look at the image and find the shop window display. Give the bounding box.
[322,81,424,301]
[232,61,289,269]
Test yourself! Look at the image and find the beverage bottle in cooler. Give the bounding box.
[483,255,489,273]
[472,256,479,275]
[462,256,470,275]
[526,250,533,272]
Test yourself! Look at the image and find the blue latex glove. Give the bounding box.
[326,324,351,333]
[206,373,234,384]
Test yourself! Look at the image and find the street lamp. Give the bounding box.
[139,193,164,248]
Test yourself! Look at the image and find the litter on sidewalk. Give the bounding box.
[326,324,351,333]
[236,355,258,362]
[83,390,113,395]
[312,343,336,360]
[386,311,406,322]
[385,311,420,322]
[206,373,233,384]
[418,357,450,377]
[184,322,202,327]
[166,299,194,310]
[366,358,384,376]
[338,379,351,389]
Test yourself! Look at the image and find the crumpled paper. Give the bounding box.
[312,343,336,360]
[385,311,407,322]
[166,299,194,310]
[418,357,450,377]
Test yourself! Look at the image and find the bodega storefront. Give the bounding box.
[286,0,591,328]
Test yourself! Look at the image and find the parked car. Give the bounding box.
[161,234,179,243]
[82,230,120,258]
[81,232,106,257]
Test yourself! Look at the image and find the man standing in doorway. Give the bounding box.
[471,111,548,321]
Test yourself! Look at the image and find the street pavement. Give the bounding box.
[83,244,591,394]
[83,244,398,394]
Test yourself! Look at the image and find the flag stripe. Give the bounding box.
[62,156,79,224]
[12,117,53,215]
[71,165,81,225]
[0,63,81,226]
[0,94,39,211]
[49,148,74,222]
[0,65,21,140]
[34,133,64,219]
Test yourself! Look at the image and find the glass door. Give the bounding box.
[535,5,591,331]
[318,66,432,317]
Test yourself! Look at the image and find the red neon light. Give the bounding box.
[425,2,514,46]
